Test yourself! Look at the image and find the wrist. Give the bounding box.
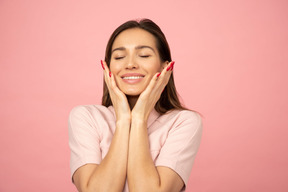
[116,117,131,126]
[116,113,131,121]
[132,112,150,122]
[131,115,148,125]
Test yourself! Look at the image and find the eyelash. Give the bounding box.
[114,55,150,60]
[140,55,150,58]
[115,57,124,60]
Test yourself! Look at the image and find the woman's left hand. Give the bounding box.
[131,61,175,121]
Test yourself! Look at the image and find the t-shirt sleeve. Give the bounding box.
[68,105,102,180]
[155,111,203,189]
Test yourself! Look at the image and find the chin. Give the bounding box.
[125,92,141,96]
[123,89,143,96]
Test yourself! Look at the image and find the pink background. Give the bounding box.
[1,0,287,191]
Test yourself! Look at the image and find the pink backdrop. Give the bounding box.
[1,0,287,191]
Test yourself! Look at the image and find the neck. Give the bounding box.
[127,95,139,110]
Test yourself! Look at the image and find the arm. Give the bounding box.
[73,120,130,192]
[72,61,132,192]
[127,62,184,192]
[127,119,184,192]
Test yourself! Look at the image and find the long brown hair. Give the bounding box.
[101,18,188,114]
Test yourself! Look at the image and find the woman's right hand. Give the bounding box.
[101,60,131,122]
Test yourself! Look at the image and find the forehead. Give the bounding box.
[112,28,157,50]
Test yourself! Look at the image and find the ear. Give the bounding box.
[161,61,169,69]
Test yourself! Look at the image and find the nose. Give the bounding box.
[126,56,138,69]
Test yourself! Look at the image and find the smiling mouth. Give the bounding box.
[122,76,144,80]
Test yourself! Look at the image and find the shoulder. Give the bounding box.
[69,104,109,114]
[69,105,115,122]
[161,109,202,127]
[159,109,203,136]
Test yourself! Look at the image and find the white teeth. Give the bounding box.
[122,76,143,80]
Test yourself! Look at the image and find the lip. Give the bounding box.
[121,73,145,78]
[120,73,145,84]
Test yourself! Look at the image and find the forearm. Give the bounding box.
[127,119,161,192]
[86,120,130,192]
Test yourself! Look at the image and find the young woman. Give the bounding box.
[68,19,202,192]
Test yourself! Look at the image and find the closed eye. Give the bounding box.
[115,56,125,60]
[139,55,150,58]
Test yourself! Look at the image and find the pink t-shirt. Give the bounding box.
[68,105,202,191]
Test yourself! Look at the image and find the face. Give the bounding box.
[110,28,167,96]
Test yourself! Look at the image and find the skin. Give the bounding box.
[73,28,184,192]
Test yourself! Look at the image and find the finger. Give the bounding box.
[140,62,174,95]
[141,72,159,96]
[110,72,121,94]
[150,72,161,89]
[101,60,111,78]
[102,60,113,93]
[166,61,175,71]
[170,61,175,71]
[101,60,121,95]
[157,61,174,84]
[152,72,167,98]
[158,61,174,78]
[102,60,113,86]
[100,60,105,70]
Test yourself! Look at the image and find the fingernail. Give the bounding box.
[109,71,111,77]
[101,60,104,70]
[157,72,161,77]
[171,61,175,71]
[167,61,175,71]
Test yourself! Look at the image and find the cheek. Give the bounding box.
[145,61,162,73]
[109,62,121,73]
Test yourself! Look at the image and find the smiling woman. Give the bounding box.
[68,19,203,192]
[110,28,164,98]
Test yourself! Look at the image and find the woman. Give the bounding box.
[69,18,202,192]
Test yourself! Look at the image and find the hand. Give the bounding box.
[102,60,131,122]
[131,61,175,121]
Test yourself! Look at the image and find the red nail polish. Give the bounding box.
[157,72,161,77]
[109,72,111,77]
[101,60,104,70]
[167,61,175,71]
[170,61,175,71]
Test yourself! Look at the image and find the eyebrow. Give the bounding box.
[111,45,156,53]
